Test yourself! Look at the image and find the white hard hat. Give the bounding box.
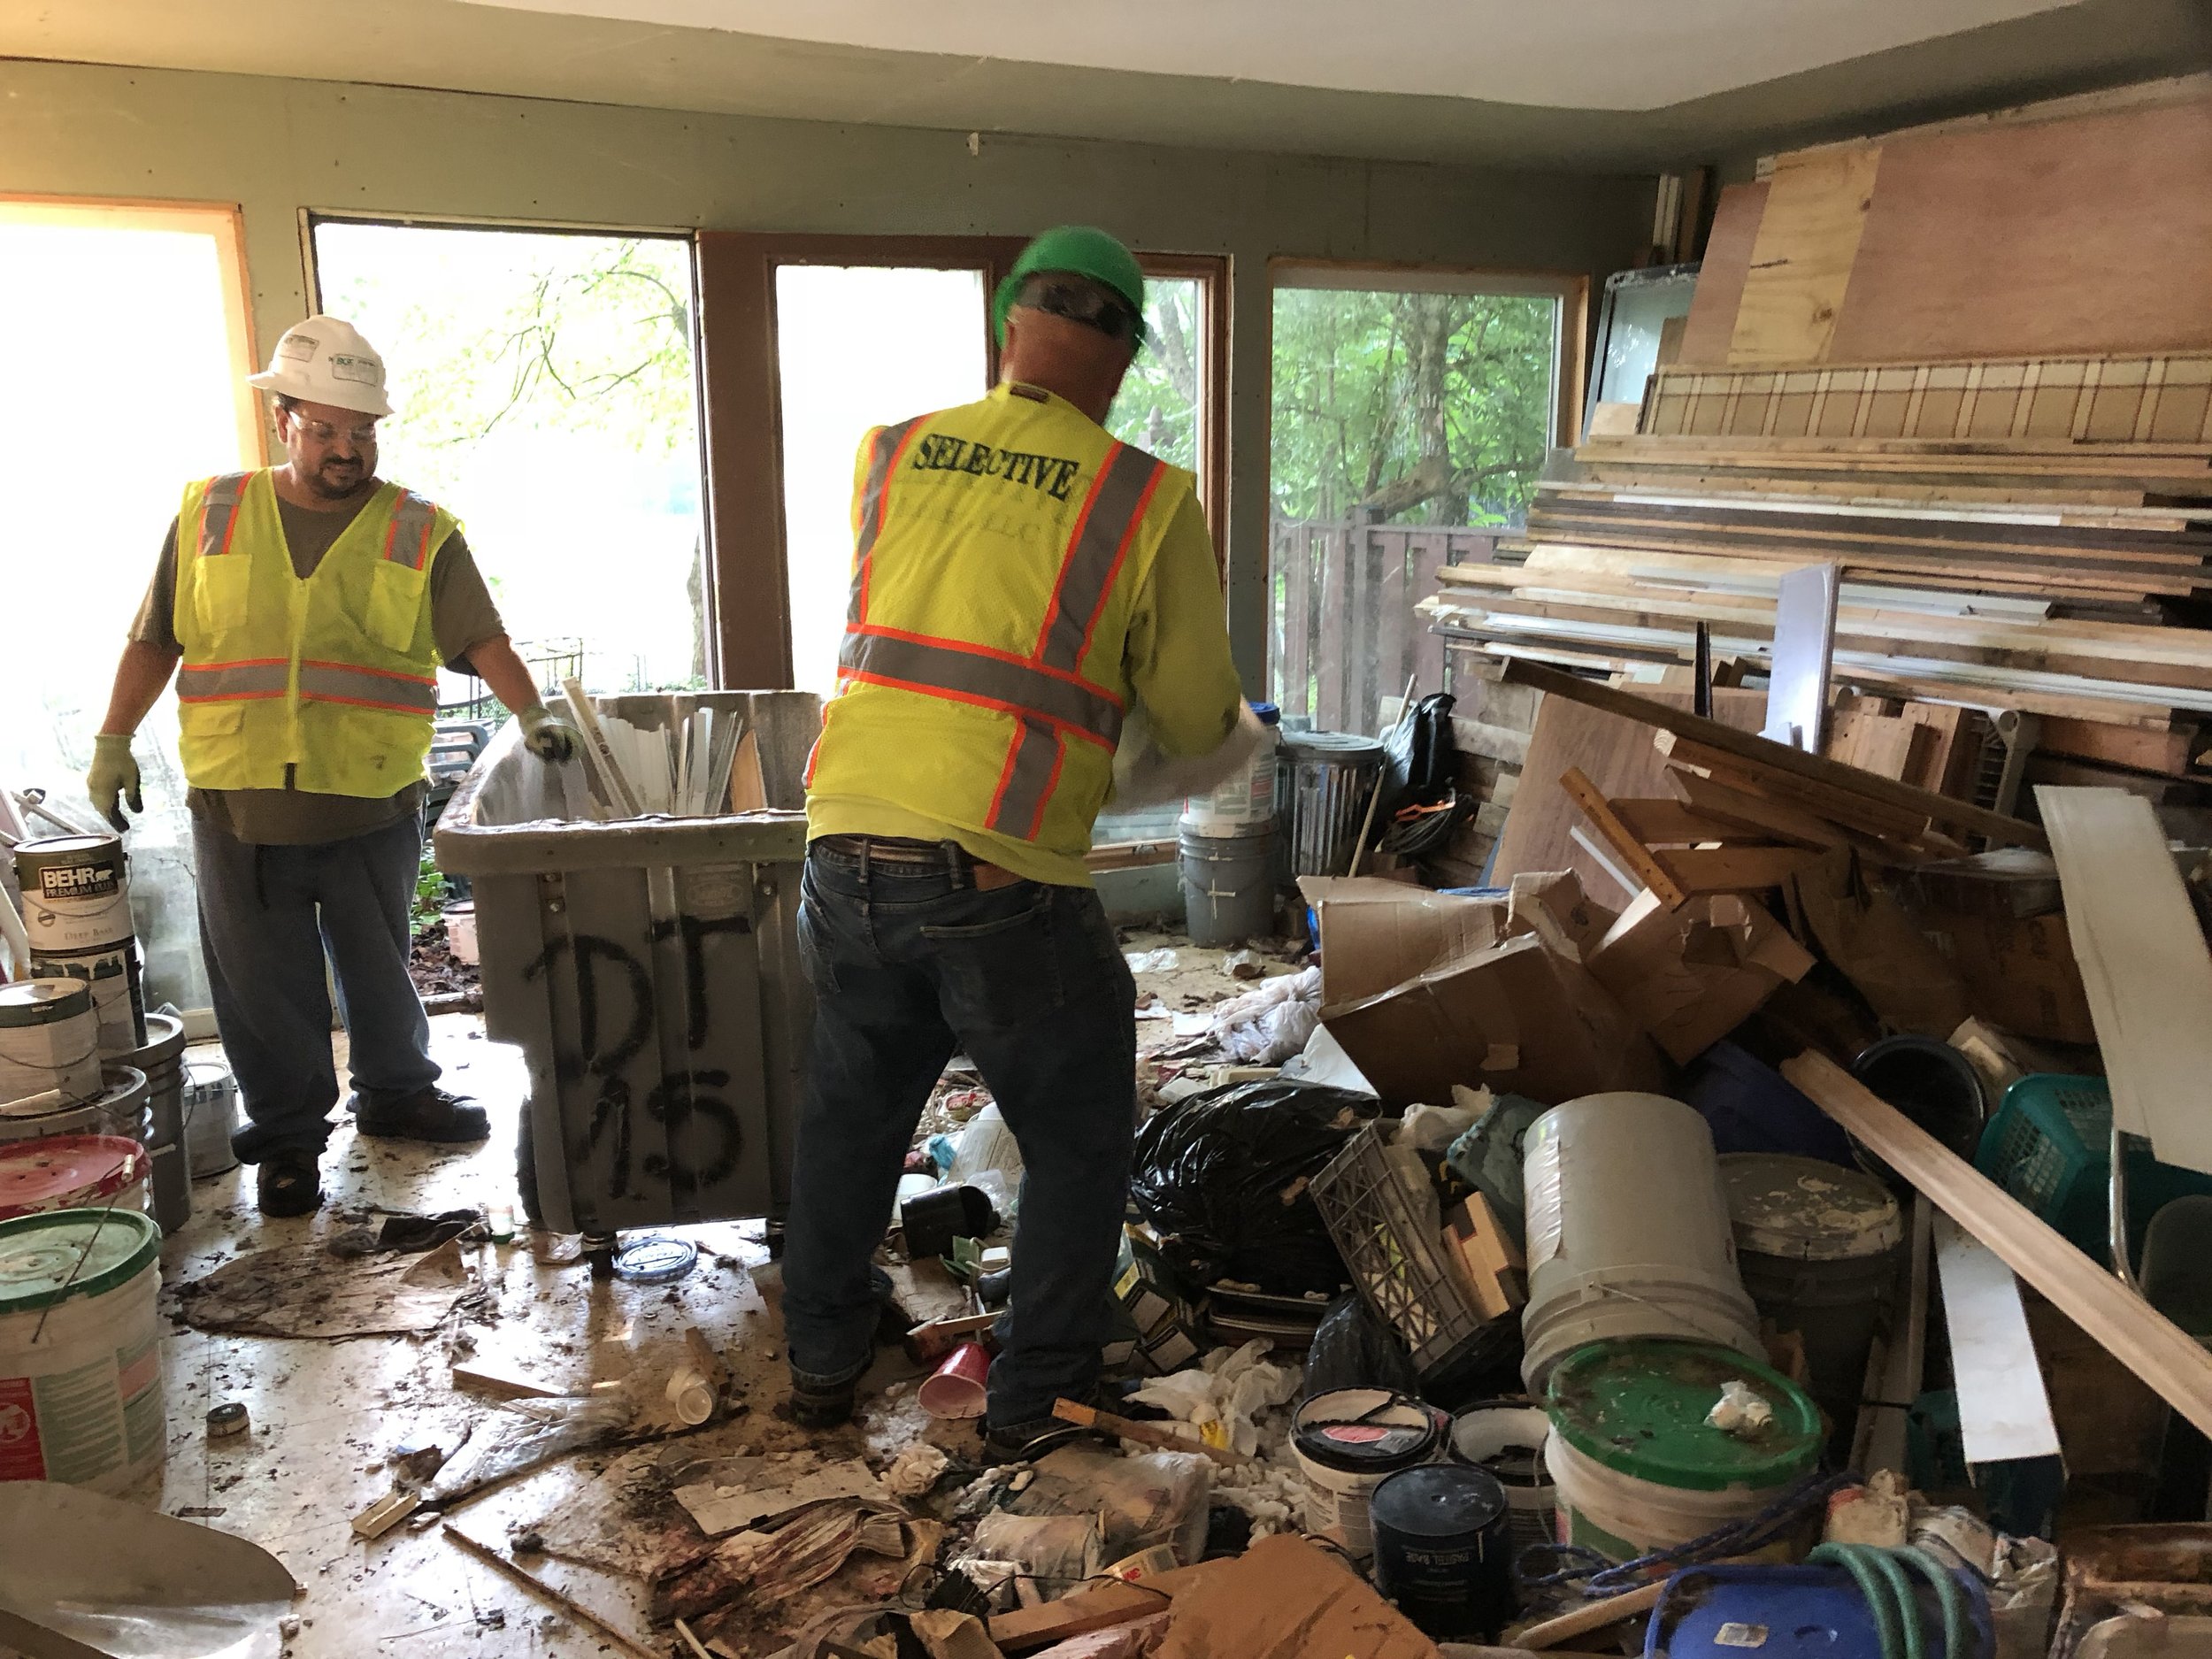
[247,315,395,418]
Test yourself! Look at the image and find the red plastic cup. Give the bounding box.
[918,1339,991,1419]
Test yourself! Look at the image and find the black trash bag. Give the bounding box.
[1378,692,1457,818]
[1302,1293,1421,1401]
[1130,1079,1376,1294]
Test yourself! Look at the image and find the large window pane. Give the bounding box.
[1270,277,1565,729]
[1106,275,1203,472]
[774,265,988,698]
[0,201,259,1014]
[312,222,706,699]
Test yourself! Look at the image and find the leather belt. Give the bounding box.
[810,833,1025,890]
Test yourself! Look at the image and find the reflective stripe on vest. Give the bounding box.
[840,435,1165,838]
[383,491,438,571]
[176,658,288,703]
[297,659,439,715]
[196,472,251,560]
[849,418,925,627]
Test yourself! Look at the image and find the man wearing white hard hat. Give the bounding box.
[88,316,581,1218]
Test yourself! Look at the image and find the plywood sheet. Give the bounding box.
[1728,146,1882,368]
[1828,97,2212,364]
[1675,180,1767,369]
[1491,687,1766,895]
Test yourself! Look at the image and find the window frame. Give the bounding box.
[1127,252,1231,571]
[5,194,265,466]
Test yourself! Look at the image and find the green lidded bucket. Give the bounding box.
[0,1207,167,1492]
[1543,1337,1822,1563]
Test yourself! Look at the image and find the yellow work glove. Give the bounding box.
[518,704,580,764]
[87,733,143,833]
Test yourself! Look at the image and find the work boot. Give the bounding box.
[257,1148,324,1217]
[979,1414,1084,1466]
[782,1376,859,1431]
[353,1087,490,1143]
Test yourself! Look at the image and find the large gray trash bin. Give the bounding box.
[434,691,818,1235]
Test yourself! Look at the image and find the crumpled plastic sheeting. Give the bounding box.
[1208,965,1321,1065]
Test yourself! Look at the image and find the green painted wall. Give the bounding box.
[2,58,1654,692]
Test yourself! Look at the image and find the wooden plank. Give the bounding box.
[1782,1049,2212,1441]
[1862,1194,1932,1475]
[1729,145,1882,367]
[1665,766,1859,849]
[990,1563,1222,1651]
[1501,659,2047,847]
[2036,785,2212,1170]
[1654,843,1821,893]
[1675,180,1768,369]
[2037,716,2200,777]
[1827,97,2212,365]
[1561,766,1689,908]
[1489,687,1767,892]
[1608,798,1756,846]
[1662,735,1945,848]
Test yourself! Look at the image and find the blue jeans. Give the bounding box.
[192,810,441,1163]
[780,836,1137,1428]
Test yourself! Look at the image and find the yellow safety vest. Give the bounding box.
[804,381,1192,868]
[171,470,457,796]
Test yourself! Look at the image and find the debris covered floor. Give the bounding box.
[136,938,1282,1659]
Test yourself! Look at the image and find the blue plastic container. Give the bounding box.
[1681,1041,1855,1165]
[1648,1563,1993,1659]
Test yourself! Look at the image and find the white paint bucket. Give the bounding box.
[1519,1092,1763,1389]
[1290,1388,1443,1557]
[0,980,104,1113]
[11,836,146,1056]
[0,1065,150,1150]
[0,1136,150,1222]
[1448,1403,1558,1555]
[0,1207,166,1492]
[444,902,480,966]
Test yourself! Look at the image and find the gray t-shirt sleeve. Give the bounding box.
[431,531,507,672]
[128,521,182,652]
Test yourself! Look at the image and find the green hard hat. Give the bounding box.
[991,225,1147,349]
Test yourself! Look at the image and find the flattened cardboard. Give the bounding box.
[1789,848,1970,1038]
[1317,930,1666,1108]
[1918,908,2096,1045]
[1587,888,1816,1064]
[1153,1532,1439,1659]
[1505,869,1619,963]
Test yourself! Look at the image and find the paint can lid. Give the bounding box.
[0,1137,149,1219]
[1546,1339,1821,1491]
[12,833,123,869]
[1293,1388,1440,1473]
[613,1237,697,1283]
[1371,1463,1511,1540]
[0,1207,161,1311]
[0,979,94,1028]
[1721,1154,1902,1261]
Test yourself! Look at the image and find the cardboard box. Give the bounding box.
[1316,928,1667,1108]
[1445,1192,1527,1320]
[1153,1532,1440,1659]
[1503,869,1618,963]
[1586,889,1816,1064]
[1298,877,1505,1005]
[1919,908,2097,1045]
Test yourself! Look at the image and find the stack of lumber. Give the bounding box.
[1424,81,2212,821]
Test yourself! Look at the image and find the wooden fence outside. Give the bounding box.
[1270,518,1499,732]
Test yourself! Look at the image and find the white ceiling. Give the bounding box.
[468,0,2081,111]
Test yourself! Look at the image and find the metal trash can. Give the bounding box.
[1279,731,1386,877]
[434,691,818,1236]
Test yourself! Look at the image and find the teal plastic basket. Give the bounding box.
[1974,1073,2212,1263]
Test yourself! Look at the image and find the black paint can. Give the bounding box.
[1369,1463,1515,1640]
[901,1183,996,1262]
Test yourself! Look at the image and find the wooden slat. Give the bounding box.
[1654,843,1821,893]
[1561,766,1689,908]
[1607,798,1755,846]
[1501,659,2047,847]
[1781,1052,2212,1441]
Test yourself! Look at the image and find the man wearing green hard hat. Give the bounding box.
[781,226,1254,1457]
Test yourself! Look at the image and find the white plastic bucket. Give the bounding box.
[11,835,146,1055]
[1182,706,1280,836]
[1291,1389,1442,1556]
[1545,1426,1797,1562]
[183,1059,241,1179]
[1519,1092,1762,1388]
[444,902,480,966]
[1448,1404,1557,1554]
[0,1136,151,1222]
[0,1208,166,1493]
[0,980,103,1114]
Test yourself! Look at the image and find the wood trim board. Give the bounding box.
[2035,784,2212,1170]
[1782,1051,2212,1440]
